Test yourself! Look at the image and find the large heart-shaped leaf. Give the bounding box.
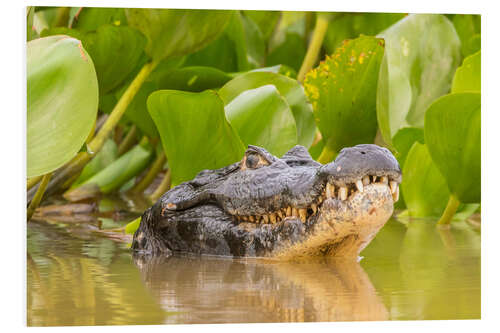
[27,36,98,177]
[225,85,297,157]
[452,51,481,93]
[402,142,451,217]
[219,71,315,148]
[84,24,146,94]
[376,14,461,146]
[125,8,233,62]
[304,36,385,155]
[148,90,246,186]
[424,93,481,203]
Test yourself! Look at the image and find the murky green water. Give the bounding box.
[27,216,480,326]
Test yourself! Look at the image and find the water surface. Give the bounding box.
[27,215,480,326]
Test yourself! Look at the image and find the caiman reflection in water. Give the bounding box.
[133,254,388,323]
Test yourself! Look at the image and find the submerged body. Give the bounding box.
[132,144,401,259]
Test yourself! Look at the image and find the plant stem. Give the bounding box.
[131,151,166,194]
[27,60,158,204]
[118,125,138,156]
[437,194,461,226]
[88,60,158,154]
[27,176,42,190]
[317,145,336,164]
[297,13,329,82]
[150,169,171,202]
[27,172,52,220]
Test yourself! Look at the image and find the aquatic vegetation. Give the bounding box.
[26,7,481,228]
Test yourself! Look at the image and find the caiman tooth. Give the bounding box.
[362,175,370,186]
[339,187,347,201]
[311,203,317,214]
[277,210,284,219]
[270,213,277,224]
[317,195,324,204]
[249,215,255,222]
[372,175,377,182]
[298,209,307,222]
[263,215,269,224]
[326,183,335,198]
[355,179,364,193]
[392,185,399,202]
[292,207,298,217]
[380,176,388,184]
[242,216,248,221]
[286,206,292,216]
[389,181,398,193]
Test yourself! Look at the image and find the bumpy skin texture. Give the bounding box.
[132,144,401,258]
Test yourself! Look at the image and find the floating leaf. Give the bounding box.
[451,51,481,93]
[225,85,297,156]
[304,36,385,155]
[424,93,481,203]
[27,36,98,177]
[376,14,461,146]
[148,90,245,186]
[125,8,232,62]
[219,71,315,148]
[402,142,450,217]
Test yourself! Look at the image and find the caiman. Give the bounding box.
[131,144,401,259]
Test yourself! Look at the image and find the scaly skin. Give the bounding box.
[132,144,401,258]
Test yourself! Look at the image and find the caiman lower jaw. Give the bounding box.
[272,183,395,259]
[231,174,400,226]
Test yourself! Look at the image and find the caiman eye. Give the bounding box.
[245,153,260,169]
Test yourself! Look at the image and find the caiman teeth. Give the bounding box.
[249,215,255,222]
[277,210,284,219]
[270,213,277,224]
[299,209,307,222]
[392,185,399,202]
[286,206,292,216]
[292,207,298,217]
[362,175,370,186]
[326,183,335,198]
[355,179,364,193]
[339,186,348,201]
[380,176,388,184]
[389,180,397,193]
[311,203,317,214]
[263,215,269,223]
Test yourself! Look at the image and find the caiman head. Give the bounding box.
[132,144,401,259]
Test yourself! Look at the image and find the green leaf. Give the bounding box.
[64,143,153,201]
[27,7,37,41]
[240,12,266,68]
[452,51,481,93]
[148,90,246,186]
[266,32,307,72]
[219,71,315,148]
[402,142,451,217]
[392,127,424,168]
[72,7,127,32]
[184,12,249,72]
[72,139,119,187]
[304,36,385,154]
[323,12,406,55]
[242,10,281,40]
[424,92,481,203]
[125,8,233,62]
[83,25,146,94]
[121,81,159,138]
[157,66,233,92]
[376,14,462,146]
[27,36,98,178]
[225,85,297,157]
[125,217,141,235]
[452,14,481,57]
